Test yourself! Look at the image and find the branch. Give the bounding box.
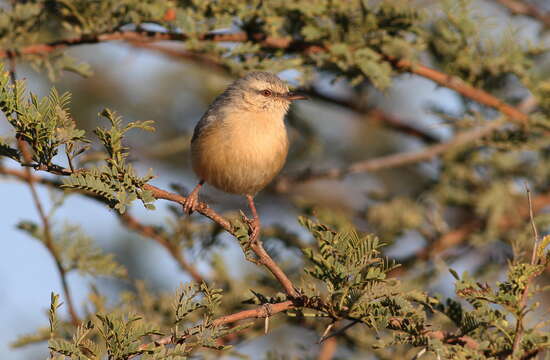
[3,30,529,125]
[139,298,479,354]
[493,0,550,29]
[511,186,542,356]
[142,184,298,297]
[396,182,550,274]
[384,56,529,125]
[138,300,295,351]
[142,184,233,233]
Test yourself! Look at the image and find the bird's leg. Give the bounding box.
[246,194,261,242]
[183,179,204,215]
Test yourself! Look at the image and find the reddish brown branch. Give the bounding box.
[140,300,478,354]
[3,30,528,125]
[15,139,80,326]
[138,300,295,350]
[142,184,233,233]
[385,56,529,125]
[249,240,299,298]
[142,184,297,297]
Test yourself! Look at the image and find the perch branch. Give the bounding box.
[142,184,298,297]
[0,164,297,298]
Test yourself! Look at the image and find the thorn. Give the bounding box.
[318,322,334,343]
[525,183,540,265]
[264,315,269,334]
[413,348,427,360]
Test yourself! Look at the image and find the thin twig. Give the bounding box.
[511,185,543,356]
[0,166,205,282]
[7,56,80,326]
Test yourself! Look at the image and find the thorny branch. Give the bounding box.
[137,299,480,354]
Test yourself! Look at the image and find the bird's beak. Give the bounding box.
[284,91,308,101]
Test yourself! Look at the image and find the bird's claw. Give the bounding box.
[245,216,260,243]
[183,192,199,215]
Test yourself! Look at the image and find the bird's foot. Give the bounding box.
[245,216,261,243]
[183,193,199,215]
[183,181,204,215]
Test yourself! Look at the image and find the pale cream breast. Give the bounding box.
[191,110,289,195]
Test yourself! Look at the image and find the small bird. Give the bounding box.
[184,71,306,239]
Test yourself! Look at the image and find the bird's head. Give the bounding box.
[229,71,307,114]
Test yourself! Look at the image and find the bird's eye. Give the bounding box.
[261,89,272,97]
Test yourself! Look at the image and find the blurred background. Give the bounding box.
[2,0,550,358]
